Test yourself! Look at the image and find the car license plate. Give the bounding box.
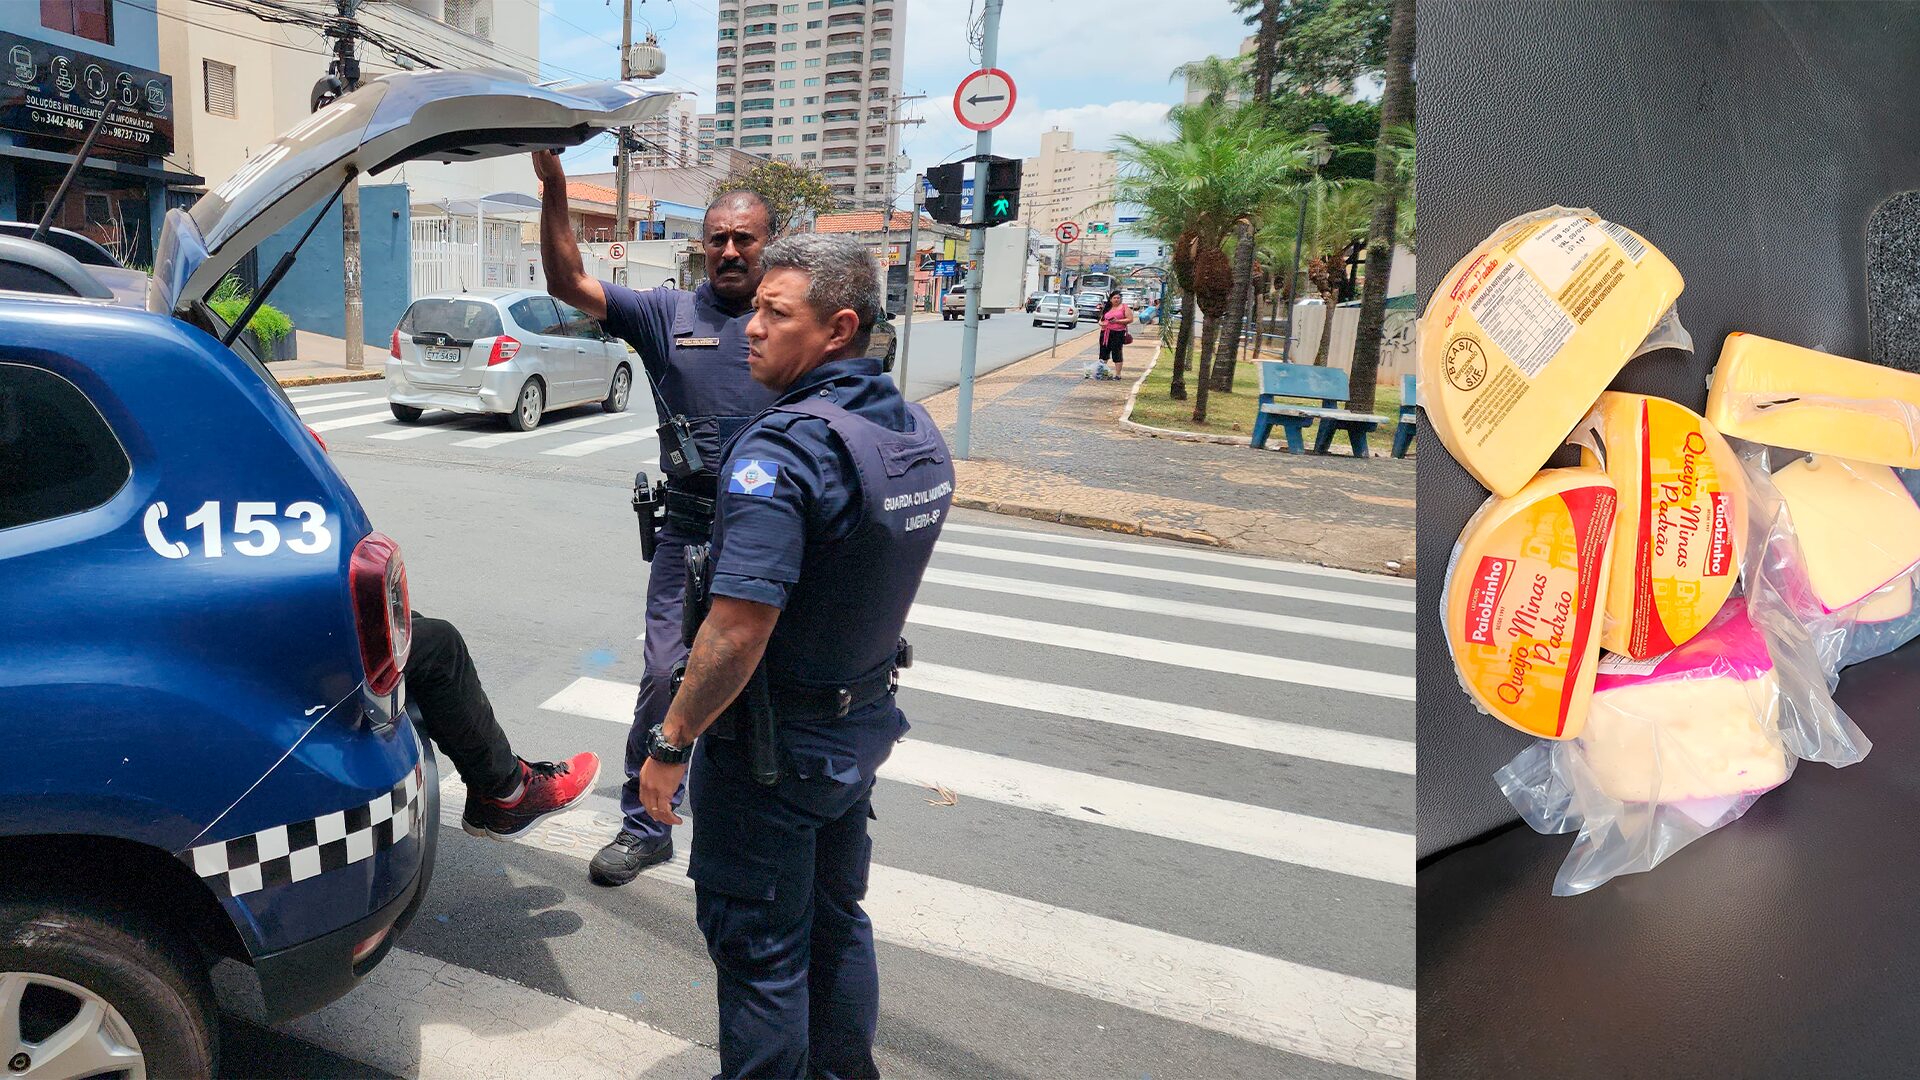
[425,346,462,362]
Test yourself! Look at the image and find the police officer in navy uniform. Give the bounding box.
[534,150,780,884]
[638,234,953,1078]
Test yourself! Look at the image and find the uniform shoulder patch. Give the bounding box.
[728,458,782,497]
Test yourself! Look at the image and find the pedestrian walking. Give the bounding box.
[533,149,782,886]
[1099,290,1133,375]
[637,234,954,1078]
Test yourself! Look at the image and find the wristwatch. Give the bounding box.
[646,723,693,764]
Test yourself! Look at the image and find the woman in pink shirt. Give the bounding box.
[1098,291,1133,375]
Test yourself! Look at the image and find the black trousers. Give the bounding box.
[1099,328,1126,364]
[407,612,519,798]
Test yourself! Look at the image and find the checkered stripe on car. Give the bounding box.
[182,762,426,898]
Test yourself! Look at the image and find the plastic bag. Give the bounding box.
[1082,360,1115,380]
[1497,604,1797,896]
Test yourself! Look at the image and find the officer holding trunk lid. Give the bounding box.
[534,149,780,884]
[638,234,951,1077]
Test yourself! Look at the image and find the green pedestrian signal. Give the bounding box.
[992,196,1011,218]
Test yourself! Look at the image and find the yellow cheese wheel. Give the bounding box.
[1420,208,1685,497]
[1574,392,1746,658]
[1445,467,1619,739]
[1771,456,1920,612]
[1706,333,1920,467]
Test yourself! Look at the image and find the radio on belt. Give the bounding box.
[658,414,706,480]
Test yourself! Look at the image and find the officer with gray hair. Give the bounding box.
[637,232,954,1077]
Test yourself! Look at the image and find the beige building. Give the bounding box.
[634,96,701,169]
[1017,128,1118,262]
[712,0,906,204]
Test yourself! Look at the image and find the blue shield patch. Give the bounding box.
[728,459,781,497]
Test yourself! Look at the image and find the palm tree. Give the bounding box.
[1170,54,1247,108]
[1347,0,1414,414]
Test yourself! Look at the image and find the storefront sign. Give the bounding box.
[0,31,174,157]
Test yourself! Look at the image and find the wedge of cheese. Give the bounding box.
[1573,393,1744,658]
[1580,605,1789,803]
[1859,579,1915,623]
[1420,208,1684,496]
[1771,456,1920,612]
[1446,467,1618,739]
[1706,333,1920,467]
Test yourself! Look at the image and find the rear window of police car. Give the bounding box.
[401,298,503,341]
[0,363,130,530]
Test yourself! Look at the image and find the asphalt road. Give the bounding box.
[892,312,1098,400]
[211,384,1417,1079]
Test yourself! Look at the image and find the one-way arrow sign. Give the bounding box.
[954,68,1016,131]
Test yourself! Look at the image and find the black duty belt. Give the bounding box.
[708,641,913,738]
[664,488,716,530]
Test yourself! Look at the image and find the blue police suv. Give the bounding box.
[0,72,670,1076]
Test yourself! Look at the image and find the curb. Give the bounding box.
[1116,353,1403,457]
[276,370,386,388]
[951,494,1225,548]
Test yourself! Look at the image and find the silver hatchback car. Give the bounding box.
[386,289,634,430]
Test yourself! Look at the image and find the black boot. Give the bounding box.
[589,829,673,886]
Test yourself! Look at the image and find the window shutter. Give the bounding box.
[203,59,236,118]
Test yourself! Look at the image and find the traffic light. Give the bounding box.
[925,163,966,226]
[984,158,1021,223]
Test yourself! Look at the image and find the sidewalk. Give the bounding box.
[921,336,1416,576]
[270,330,389,386]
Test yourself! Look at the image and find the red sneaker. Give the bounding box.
[461,752,600,841]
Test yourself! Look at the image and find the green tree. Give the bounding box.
[1239,0,1282,99]
[1347,0,1414,413]
[1261,0,1393,97]
[1169,54,1247,108]
[711,160,839,233]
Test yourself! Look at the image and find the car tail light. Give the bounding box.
[308,426,329,452]
[487,335,521,366]
[351,926,392,966]
[389,328,402,359]
[349,533,411,697]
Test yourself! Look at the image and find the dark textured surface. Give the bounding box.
[1867,191,1920,369]
[1420,2,1920,1076]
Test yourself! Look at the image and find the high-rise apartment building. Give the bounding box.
[696,113,719,166]
[633,96,700,168]
[1018,128,1118,262]
[712,0,906,204]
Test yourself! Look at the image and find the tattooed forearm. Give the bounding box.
[661,596,780,745]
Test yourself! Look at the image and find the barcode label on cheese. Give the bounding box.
[1597,650,1668,676]
[1599,219,1648,262]
[1517,218,1607,293]
[1467,260,1576,378]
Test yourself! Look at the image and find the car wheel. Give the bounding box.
[0,896,217,1080]
[508,378,544,431]
[390,403,424,423]
[603,364,632,413]
[1033,319,1043,327]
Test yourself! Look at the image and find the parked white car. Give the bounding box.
[386,289,634,430]
[1032,293,1079,328]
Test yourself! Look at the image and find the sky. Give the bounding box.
[534,0,1259,207]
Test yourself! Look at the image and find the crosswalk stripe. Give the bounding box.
[920,566,1413,648]
[541,676,1410,881]
[308,408,406,433]
[367,415,500,441]
[453,413,630,447]
[296,397,403,417]
[433,776,1414,1077]
[223,946,707,1079]
[908,604,1414,700]
[881,739,1413,884]
[935,541,1415,613]
[900,662,1414,774]
[281,390,364,405]
[542,430,660,458]
[941,519,1416,587]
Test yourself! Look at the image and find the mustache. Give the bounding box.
[716,259,749,274]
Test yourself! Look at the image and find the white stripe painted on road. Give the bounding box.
[919,566,1413,648]
[900,663,1414,774]
[542,430,660,457]
[453,412,630,447]
[295,397,404,417]
[367,415,500,441]
[308,408,408,433]
[941,520,1416,587]
[907,605,1414,700]
[228,946,708,1079]
[282,390,364,405]
[433,776,1415,1077]
[935,542,1415,614]
[540,676,1410,881]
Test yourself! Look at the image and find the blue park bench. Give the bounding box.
[1249,362,1385,456]
[1392,373,1417,458]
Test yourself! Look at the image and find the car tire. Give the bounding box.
[1033,319,1043,327]
[603,364,632,413]
[390,403,424,423]
[508,378,544,431]
[0,895,218,1079]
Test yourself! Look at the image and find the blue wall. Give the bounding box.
[255,184,411,348]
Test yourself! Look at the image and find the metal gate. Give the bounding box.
[411,214,522,297]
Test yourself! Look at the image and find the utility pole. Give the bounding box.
[615,0,633,243]
[953,0,1002,460]
[333,0,364,368]
[876,93,924,307]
